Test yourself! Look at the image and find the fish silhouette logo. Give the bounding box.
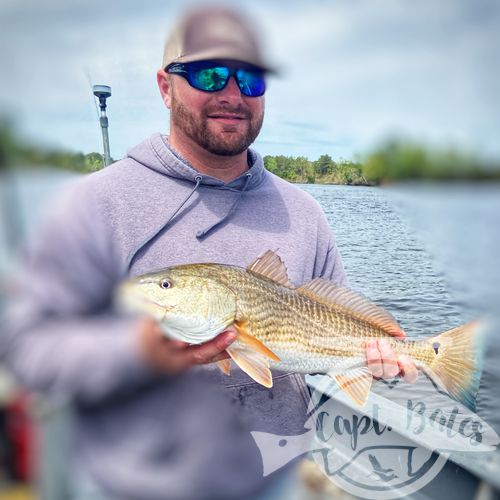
[251,374,499,499]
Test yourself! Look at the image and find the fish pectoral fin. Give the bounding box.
[329,367,373,406]
[216,359,232,376]
[226,342,273,388]
[234,320,281,362]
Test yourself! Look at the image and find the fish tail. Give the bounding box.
[428,321,484,410]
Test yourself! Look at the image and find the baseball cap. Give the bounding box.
[162,6,275,72]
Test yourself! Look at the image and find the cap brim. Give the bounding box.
[169,47,277,74]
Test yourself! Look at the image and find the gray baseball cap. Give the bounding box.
[162,6,275,72]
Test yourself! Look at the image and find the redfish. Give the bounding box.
[118,250,482,408]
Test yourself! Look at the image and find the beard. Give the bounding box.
[170,92,264,156]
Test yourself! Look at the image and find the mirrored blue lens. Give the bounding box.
[189,67,230,92]
[183,64,265,97]
[236,69,266,97]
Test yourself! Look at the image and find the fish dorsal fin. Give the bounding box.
[298,278,404,337]
[329,367,373,406]
[247,250,294,288]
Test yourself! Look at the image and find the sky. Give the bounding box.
[0,0,499,161]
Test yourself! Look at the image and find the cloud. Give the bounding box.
[259,0,500,157]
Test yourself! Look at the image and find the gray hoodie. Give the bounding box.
[2,133,346,499]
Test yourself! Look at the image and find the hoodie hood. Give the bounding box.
[126,132,266,191]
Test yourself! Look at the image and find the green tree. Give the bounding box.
[362,139,500,183]
[84,152,106,172]
[293,156,311,182]
[314,154,334,176]
[263,155,278,175]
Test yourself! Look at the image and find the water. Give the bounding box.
[299,183,500,337]
[0,168,79,280]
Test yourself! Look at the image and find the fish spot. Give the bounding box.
[433,342,440,355]
[279,439,287,447]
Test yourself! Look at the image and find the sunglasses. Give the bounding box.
[166,61,266,97]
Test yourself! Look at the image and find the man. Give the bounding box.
[2,6,416,499]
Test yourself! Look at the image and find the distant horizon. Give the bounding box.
[4,119,500,168]
[6,119,500,169]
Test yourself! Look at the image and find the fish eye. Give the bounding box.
[160,279,172,289]
[432,342,440,355]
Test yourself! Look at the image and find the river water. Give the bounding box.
[300,183,500,337]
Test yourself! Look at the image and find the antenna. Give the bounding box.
[93,85,112,166]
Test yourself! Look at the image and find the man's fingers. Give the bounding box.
[366,340,383,378]
[210,351,231,363]
[169,339,190,349]
[365,339,399,379]
[365,338,418,382]
[186,330,237,366]
[398,354,418,384]
[378,339,400,378]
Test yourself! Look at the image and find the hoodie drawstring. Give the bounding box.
[196,172,253,240]
[125,175,203,270]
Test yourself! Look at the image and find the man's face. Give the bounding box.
[161,66,265,156]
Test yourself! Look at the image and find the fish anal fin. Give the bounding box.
[226,342,273,388]
[234,320,281,362]
[298,278,404,337]
[329,367,373,406]
[247,250,294,289]
[216,359,231,376]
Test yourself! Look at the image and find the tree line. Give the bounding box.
[264,155,368,185]
[362,140,500,183]
[2,121,499,183]
[264,142,500,184]
[0,121,110,173]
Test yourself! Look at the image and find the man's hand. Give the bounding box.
[137,318,236,375]
[365,338,418,383]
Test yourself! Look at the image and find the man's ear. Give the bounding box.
[157,69,172,109]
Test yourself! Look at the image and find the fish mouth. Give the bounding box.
[137,296,174,311]
[116,285,175,316]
